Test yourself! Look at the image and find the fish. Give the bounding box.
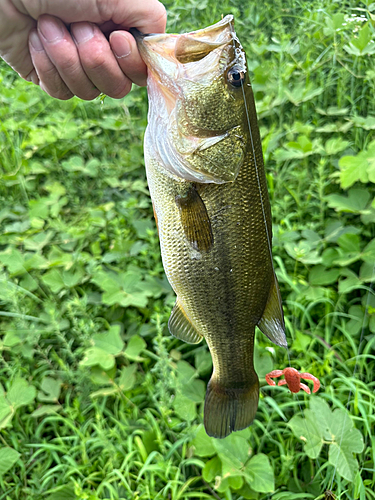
[131,15,287,438]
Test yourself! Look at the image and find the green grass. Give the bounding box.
[0,0,375,498]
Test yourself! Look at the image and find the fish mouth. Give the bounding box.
[130,15,235,83]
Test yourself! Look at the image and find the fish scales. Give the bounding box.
[133,15,287,438]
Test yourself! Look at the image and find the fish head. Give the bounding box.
[133,16,250,184]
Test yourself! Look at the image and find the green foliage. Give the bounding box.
[1,0,375,498]
[193,425,274,494]
[289,397,364,481]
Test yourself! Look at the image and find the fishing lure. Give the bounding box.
[265,367,320,394]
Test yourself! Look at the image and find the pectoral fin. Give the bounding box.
[175,186,213,252]
[257,275,287,348]
[168,300,203,344]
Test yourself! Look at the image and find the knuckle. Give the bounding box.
[77,88,101,101]
[58,53,81,76]
[40,81,73,100]
[154,2,168,29]
[84,52,107,72]
[107,80,132,99]
[95,0,113,21]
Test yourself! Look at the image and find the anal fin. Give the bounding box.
[257,274,287,348]
[168,300,203,344]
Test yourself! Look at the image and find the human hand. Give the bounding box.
[0,0,166,100]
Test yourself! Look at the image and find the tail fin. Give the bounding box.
[204,377,259,438]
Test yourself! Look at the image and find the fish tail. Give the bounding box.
[204,375,259,438]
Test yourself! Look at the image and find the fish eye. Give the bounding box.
[227,67,245,88]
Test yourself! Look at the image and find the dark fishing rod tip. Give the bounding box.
[129,27,159,40]
[129,27,145,40]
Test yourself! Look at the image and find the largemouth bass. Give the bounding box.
[132,16,287,438]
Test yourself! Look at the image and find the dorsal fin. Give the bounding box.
[168,300,203,344]
[257,274,287,348]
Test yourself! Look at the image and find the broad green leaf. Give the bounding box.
[289,397,364,482]
[92,270,151,308]
[350,23,372,52]
[176,360,197,383]
[309,265,340,285]
[173,393,196,422]
[7,378,36,408]
[329,443,358,482]
[229,475,244,489]
[328,407,364,453]
[92,325,124,355]
[323,137,349,156]
[337,232,361,255]
[326,189,370,213]
[0,447,20,476]
[191,424,216,457]
[124,335,146,361]
[359,261,375,282]
[214,431,251,473]
[309,398,333,440]
[352,115,375,130]
[80,347,115,371]
[292,331,312,352]
[216,475,230,493]
[338,155,368,189]
[236,482,260,499]
[31,405,61,417]
[132,219,155,238]
[41,269,65,293]
[37,377,62,403]
[288,413,323,459]
[338,274,362,295]
[0,397,13,429]
[254,346,273,378]
[90,366,116,385]
[345,305,368,335]
[180,379,205,403]
[118,364,137,392]
[284,83,324,106]
[285,240,322,264]
[90,387,119,398]
[0,247,25,275]
[361,238,375,263]
[245,454,275,493]
[195,350,212,376]
[335,234,361,266]
[202,455,221,482]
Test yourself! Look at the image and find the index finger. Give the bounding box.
[20,0,167,33]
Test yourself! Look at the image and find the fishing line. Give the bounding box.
[230,21,324,486]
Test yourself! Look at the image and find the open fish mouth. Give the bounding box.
[131,15,234,72]
[130,15,239,101]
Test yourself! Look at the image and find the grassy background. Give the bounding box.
[0,0,375,498]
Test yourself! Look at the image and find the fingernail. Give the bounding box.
[111,33,131,59]
[72,23,94,44]
[29,31,44,51]
[39,18,64,43]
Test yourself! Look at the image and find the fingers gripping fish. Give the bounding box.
[132,16,287,438]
